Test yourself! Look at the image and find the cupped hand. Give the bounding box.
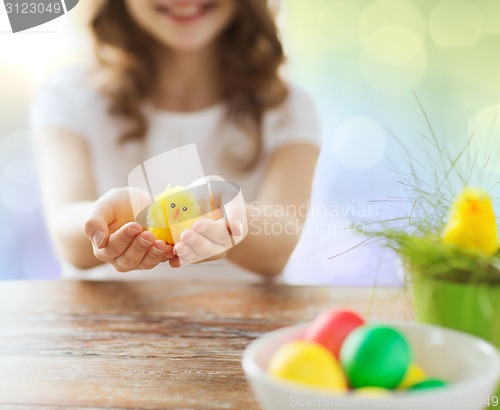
[171,176,247,267]
[84,187,175,272]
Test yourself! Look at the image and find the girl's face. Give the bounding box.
[125,0,237,52]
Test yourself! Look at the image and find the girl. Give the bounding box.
[31,0,321,280]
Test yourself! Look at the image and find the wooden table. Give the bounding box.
[0,280,413,409]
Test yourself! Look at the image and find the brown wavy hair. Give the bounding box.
[90,0,288,171]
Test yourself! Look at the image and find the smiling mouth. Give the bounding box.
[155,1,217,21]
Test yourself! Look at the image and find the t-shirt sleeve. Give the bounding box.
[263,84,322,153]
[30,67,90,138]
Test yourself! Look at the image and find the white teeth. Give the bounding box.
[168,5,203,18]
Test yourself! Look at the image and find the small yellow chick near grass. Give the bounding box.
[147,186,200,245]
[442,187,499,256]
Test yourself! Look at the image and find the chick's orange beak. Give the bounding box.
[174,208,180,219]
[469,200,479,213]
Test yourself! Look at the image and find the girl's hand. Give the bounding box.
[84,187,175,272]
[171,176,247,267]
[172,218,236,266]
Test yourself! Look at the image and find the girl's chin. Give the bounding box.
[157,35,218,54]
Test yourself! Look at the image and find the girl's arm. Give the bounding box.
[35,127,98,268]
[35,127,171,271]
[174,143,320,276]
[227,143,320,275]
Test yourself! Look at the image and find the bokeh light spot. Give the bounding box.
[476,0,500,35]
[0,131,32,166]
[470,103,500,174]
[316,0,362,51]
[0,159,41,213]
[360,27,428,95]
[360,0,427,42]
[332,117,386,170]
[429,0,483,47]
[286,0,362,55]
[362,27,424,65]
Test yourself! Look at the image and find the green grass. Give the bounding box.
[377,231,500,285]
[358,94,500,285]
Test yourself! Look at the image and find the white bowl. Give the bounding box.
[243,322,500,410]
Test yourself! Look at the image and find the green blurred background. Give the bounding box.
[0,0,499,283]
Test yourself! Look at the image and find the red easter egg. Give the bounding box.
[304,309,365,358]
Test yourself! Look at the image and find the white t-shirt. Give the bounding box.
[31,67,321,281]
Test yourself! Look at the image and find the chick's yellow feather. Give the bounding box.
[147,186,200,245]
[442,187,499,256]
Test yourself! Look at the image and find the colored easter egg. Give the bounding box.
[304,309,365,358]
[340,325,411,389]
[268,340,348,392]
[398,363,427,389]
[410,378,448,391]
[354,387,392,398]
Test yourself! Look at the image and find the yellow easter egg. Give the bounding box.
[355,387,392,398]
[398,363,427,389]
[268,341,348,392]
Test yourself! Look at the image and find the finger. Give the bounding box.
[173,242,200,265]
[139,237,168,270]
[95,222,142,261]
[165,244,175,258]
[169,255,181,268]
[191,219,232,246]
[161,244,175,261]
[113,231,156,272]
[178,228,229,261]
[84,202,113,249]
[175,242,227,265]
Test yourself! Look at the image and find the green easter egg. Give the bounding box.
[410,378,448,391]
[340,325,411,389]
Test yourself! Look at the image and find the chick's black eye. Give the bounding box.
[182,207,188,212]
[170,203,176,208]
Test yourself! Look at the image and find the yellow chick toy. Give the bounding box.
[442,187,499,256]
[147,186,200,245]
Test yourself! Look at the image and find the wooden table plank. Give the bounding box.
[0,280,412,409]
